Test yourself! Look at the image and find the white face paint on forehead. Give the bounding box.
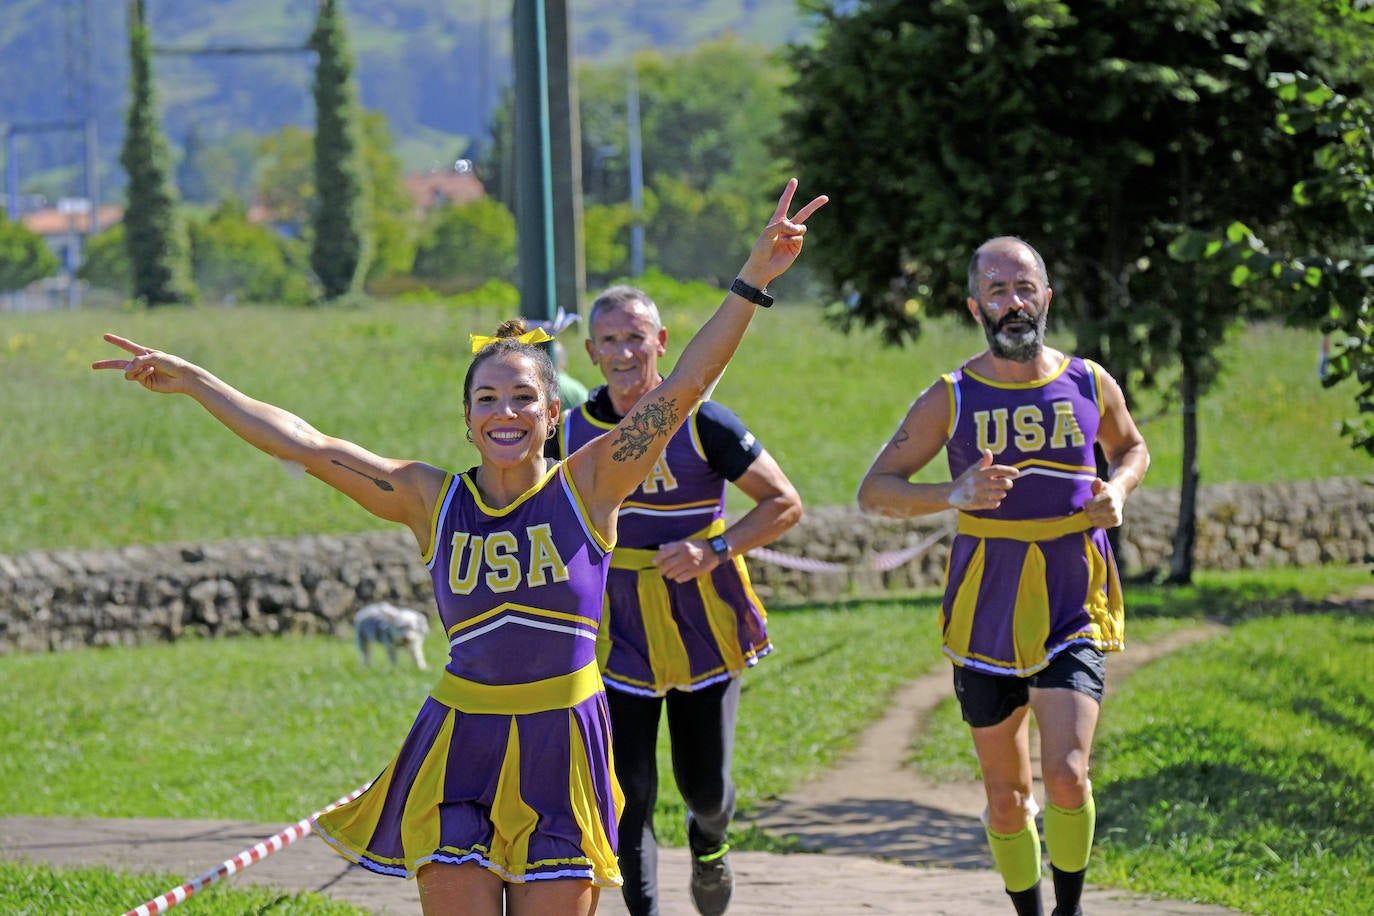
[985,267,1000,279]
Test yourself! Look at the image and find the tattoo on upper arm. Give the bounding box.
[891,429,910,449]
[610,397,679,462]
[331,459,396,491]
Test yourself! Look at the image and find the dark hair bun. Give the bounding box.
[495,319,528,339]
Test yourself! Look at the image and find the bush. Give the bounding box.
[76,225,130,294]
[0,212,60,291]
[189,201,316,305]
[411,197,516,293]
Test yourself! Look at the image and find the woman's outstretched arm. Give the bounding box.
[93,333,443,546]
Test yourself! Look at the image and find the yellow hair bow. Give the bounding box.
[469,327,554,354]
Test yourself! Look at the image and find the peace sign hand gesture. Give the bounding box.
[737,178,829,290]
[91,333,198,396]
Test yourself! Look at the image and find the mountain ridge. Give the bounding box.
[2,0,810,201]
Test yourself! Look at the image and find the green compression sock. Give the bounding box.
[986,819,1043,893]
[1044,796,1096,873]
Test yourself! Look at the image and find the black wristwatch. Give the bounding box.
[708,535,732,564]
[730,277,774,308]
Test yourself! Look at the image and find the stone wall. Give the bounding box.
[1,478,1370,654]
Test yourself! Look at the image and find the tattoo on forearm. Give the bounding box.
[891,429,910,449]
[611,397,679,462]
[331,459,395,491]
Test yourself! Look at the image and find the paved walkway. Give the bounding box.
[0,624,1245,915]
[0,816,1237,915]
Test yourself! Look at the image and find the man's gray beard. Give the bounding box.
[989,327,1044,362]
[981,309,1047,362]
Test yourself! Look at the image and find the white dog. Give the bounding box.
[354,602,431,670]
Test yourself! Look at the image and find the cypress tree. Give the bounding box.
[309,0,370,299]
[119,0,195,305]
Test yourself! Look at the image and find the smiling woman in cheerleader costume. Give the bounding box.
[93,180,826,916]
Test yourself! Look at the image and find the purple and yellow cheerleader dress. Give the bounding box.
[313,463,623,887]
[940,357,1126,677]
[559,394,771,696]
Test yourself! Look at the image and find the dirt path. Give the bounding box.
[742,622,1233,868]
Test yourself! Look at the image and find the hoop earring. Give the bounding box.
[547,425,557,438]
[465,428,474,442]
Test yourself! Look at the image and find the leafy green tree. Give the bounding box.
[76,225,130,294]
[484,37,790,284]
[256,112,413,290]
[785,0,1373,581]
[583,201,633,286]
[309,0,370,299]
[641,177,754,285]
[119,0,195,305]
[358,113,418,285]
[176,124,253,205]
[1172,70,1374,458]
[788,0,1366,344]
[0,212,59,291]
[188,200,316,305]
[411,197,517,293]
[256,126,312,232]
[611,38,790,202]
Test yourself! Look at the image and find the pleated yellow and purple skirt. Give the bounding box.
[313,660,624,887]
[598,522,771,698]
[941,511,1125,677]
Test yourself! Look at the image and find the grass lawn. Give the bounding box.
[1094,612,1374,915]
[2,295,1370,913]
[3,299,1368,554]
[0,597,943,913]
[4,571,1372,913]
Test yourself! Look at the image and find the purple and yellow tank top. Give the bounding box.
[940,357,1125,675]
[943,356,1103,517]
[559,400,772,695]
[561,401,726,549]
[421,463,612,688]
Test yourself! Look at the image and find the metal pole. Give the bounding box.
[5,130,17,220]
[534,0,556,320]
[626,64,645,278]
[513,0,549,323]
[545,0,583,316]
[84,118,99,234]
[513,0,582,325]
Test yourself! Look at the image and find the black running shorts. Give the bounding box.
[952,643,1106,729]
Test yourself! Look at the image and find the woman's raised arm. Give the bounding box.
[568,179,827,535]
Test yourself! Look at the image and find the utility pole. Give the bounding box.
[626,63,645,278]
[512,0,583,325]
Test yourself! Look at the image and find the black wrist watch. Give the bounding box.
[708,535,732,564]
[730,277,774,308]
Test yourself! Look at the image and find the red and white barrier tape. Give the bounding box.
[747,523,954,574]
[123,782,371,916]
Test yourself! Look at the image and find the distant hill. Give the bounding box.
[1,0,811,204]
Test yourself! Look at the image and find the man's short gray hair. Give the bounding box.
[588,285,662,334]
